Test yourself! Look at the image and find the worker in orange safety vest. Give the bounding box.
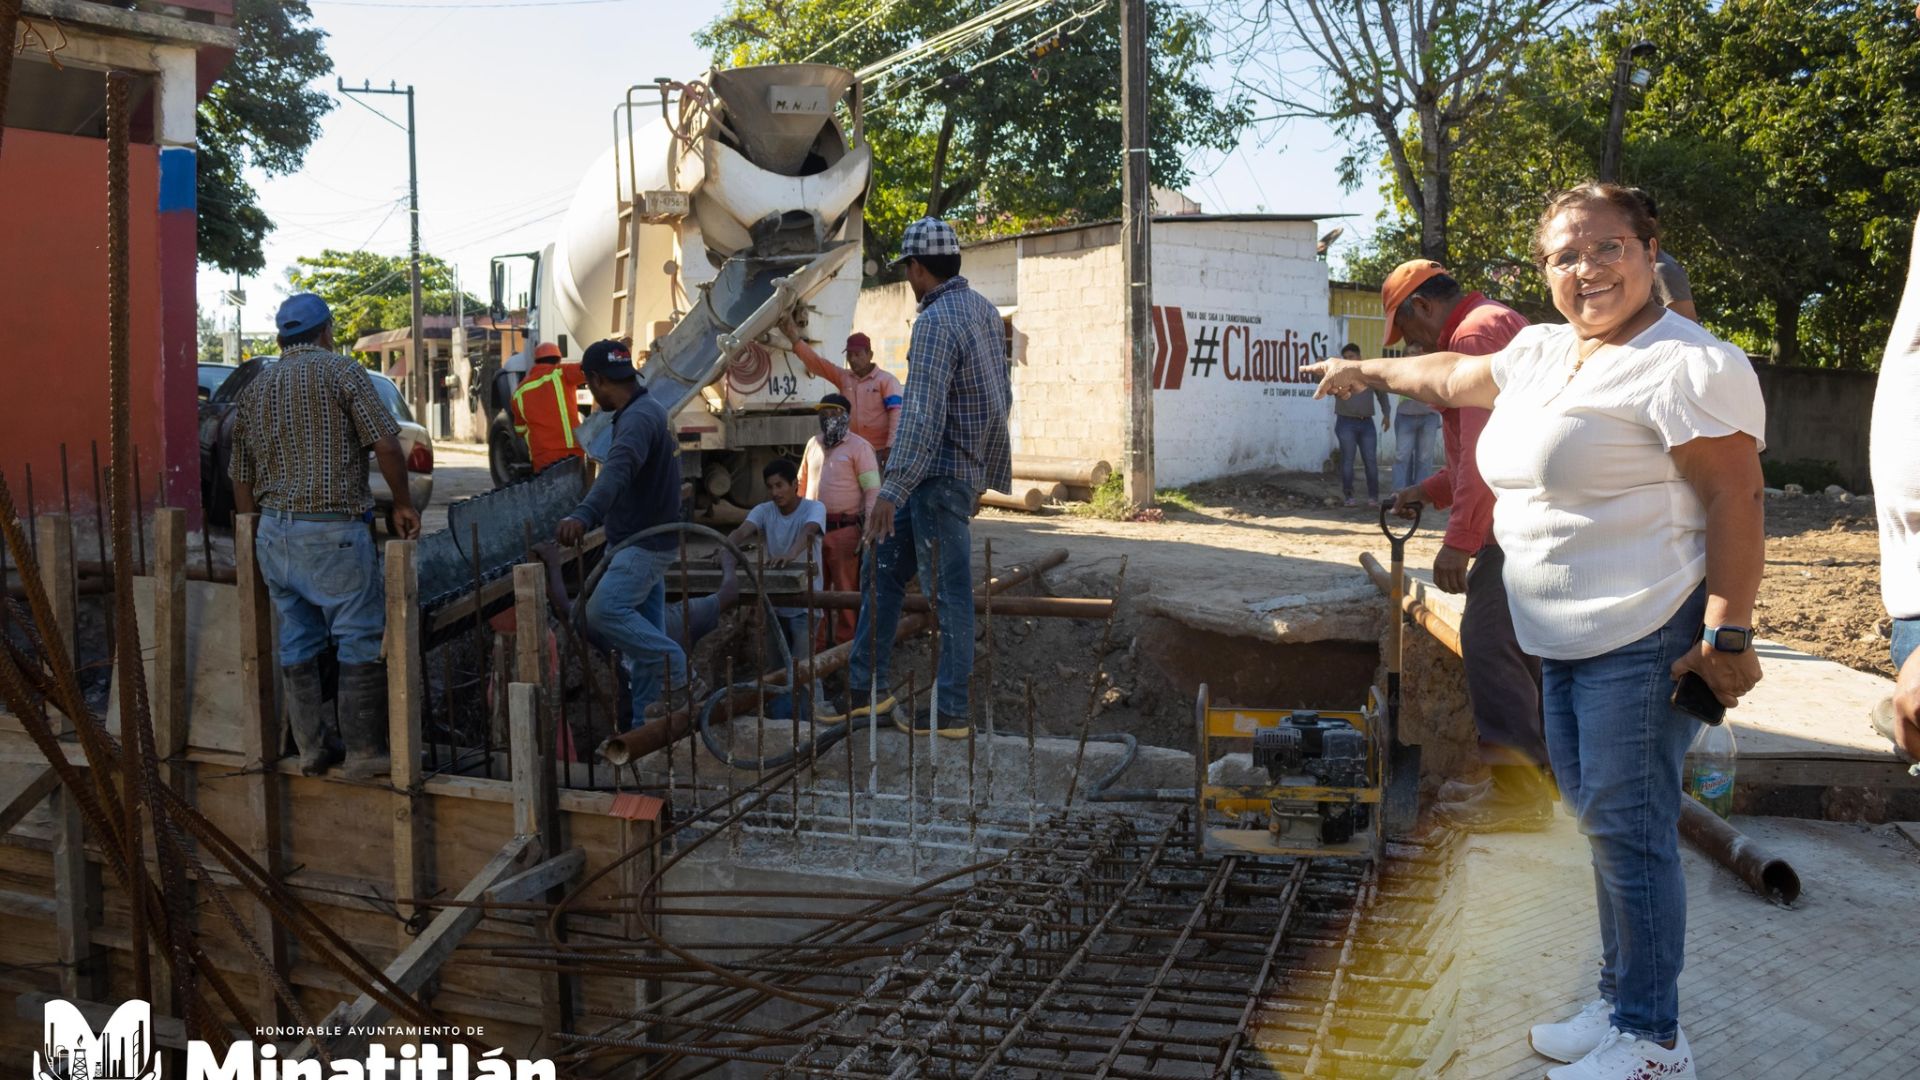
[511,342,589,472]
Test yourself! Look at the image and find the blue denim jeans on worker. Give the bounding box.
[1892,617,1920,671]
[1392,409,1442,490]
[586,544,685,729]
[769,611,830,719]
[1335,415,1380,499]
[846,476,975,716]
[1541,582,1707,1044]
[256,515,384,667]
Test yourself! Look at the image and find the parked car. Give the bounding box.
[199,356,434,533]
[197,362,237,401]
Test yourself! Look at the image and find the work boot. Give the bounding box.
[337,661,392,782]
[896,703,972,740]
[1437,775,1490,804]
[822,685,897,723]
[1434,765,1553,832]
[282,660,341,776]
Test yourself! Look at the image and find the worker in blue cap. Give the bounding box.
[229,293,421,779]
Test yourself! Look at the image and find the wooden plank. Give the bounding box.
[295,834,536,1061]
[513,563,546,684]
[37,512,99,1001]
[232,512,288,1024]
[0,767,58,834]
[151,508,189,781]
[486,848,584,903]
[385,539,428,952]
[506,680,571,1047]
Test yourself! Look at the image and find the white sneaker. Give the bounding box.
[1529,998,1612,1063]
[1547,1026,1695,1080]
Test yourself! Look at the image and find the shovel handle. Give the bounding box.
[1379,499,1422,550]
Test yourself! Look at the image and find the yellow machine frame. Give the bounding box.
[1192,683,1389,860]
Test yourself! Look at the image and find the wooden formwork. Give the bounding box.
[0,513,664,1061]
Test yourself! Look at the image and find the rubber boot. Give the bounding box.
[283,660,341,776]
[337,661,392,781]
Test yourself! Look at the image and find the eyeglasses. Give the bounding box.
[1542,236,1645,275]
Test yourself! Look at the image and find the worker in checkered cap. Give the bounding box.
[826,217,1012,739]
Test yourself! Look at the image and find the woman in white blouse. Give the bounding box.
[1307,182,1766,1080]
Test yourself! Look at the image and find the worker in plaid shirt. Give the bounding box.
[829,217,1012,737]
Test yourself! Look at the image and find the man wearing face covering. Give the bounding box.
[798,392,881,647]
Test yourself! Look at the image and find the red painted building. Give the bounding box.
[2,1,236,525]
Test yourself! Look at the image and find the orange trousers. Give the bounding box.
[816,524,862,649]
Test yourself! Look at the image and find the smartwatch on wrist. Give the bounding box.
[1703,625,1752,654]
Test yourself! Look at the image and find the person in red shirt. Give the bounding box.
[1380,259,1551,831]
[781,318,904,464]
[511,342,588,472]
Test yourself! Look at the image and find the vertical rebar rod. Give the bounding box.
[905,671,918,878]
[60,443,76,633]
[1066,556,1128,805]
[22,463,35,562]
[104,69,151,1004]
[662,656,677,809]
[866,538,879,818]
[974,539,991,857]
[439,645,455,772]
[132,445,146,574]
[926,535,940,778]
[725,656,740,858]
[804,543,820,833]
[755,543,768,806]
[89,439,108,578]
[1025,677,1037,832]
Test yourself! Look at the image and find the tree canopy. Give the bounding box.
[698,0,1250,266]
[197,0,334,275]
[1343,0,1920,367]
[284,250,483,349]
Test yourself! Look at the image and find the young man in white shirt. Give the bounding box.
[728,458,829,719]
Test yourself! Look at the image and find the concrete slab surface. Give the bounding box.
[1455,814,1920,1079]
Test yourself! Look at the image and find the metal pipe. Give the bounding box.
[599,549,1067,765]
[1677,796,1801,905]
[1358,551,1461,658]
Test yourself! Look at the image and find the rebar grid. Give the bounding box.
[531,809,1458,1080]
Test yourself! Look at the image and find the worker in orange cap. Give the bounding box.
[511,342,589,473]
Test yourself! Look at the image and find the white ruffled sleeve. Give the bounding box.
[1646,343,1768,452]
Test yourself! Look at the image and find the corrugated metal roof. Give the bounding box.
[961,212,1350,249]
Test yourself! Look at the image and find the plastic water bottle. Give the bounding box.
[1684,720,1737,819]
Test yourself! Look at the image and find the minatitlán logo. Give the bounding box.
[36,999,159,1080]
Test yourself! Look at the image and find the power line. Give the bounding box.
[314,0,640,8]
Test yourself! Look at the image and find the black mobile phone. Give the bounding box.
[1671,672,1727,726]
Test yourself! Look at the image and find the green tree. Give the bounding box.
[198,0,334,275]
[699,1,1250,267]
[1343,0,1920,367]
[284,250,483,349]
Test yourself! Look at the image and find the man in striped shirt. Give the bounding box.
[831,217,1012,738]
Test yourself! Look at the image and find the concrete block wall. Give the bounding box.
[1007,242,1127,464]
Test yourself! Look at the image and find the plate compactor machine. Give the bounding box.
[1193,505,1424,860]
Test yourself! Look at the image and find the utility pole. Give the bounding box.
[1599,41,1657,183]
[339,77,426,423]
[1119,0,1154,506]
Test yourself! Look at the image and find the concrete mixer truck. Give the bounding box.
[481,63,871,514]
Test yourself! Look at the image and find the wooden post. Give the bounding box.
[617,797,664,1069]
[386,539,427,951]
[232,513,288,1023]
[151,508,189,788]
[148,507,190,1021]
[508,681,572,1045]
[38,513,99,1000]
[513,562,546,685]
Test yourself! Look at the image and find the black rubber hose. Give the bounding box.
[1082,731,1195,803]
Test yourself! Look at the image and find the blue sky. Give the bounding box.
[200,0,1387,335]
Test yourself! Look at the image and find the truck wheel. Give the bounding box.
[488,414,529,488]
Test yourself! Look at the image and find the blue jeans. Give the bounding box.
[769,611,829,719]
[1541,583,1706,1044]
[257,516,384,667]
[1335,415,1380,499]
[847,476,975,716]
[1392,409,1442,489]
[1893,617,1920,671]
[587,544,685,728]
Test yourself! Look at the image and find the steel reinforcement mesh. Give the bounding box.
[553,810,1461,1079]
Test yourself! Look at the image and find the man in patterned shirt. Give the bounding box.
[230,294,421,779]
[830,217,1012,738]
